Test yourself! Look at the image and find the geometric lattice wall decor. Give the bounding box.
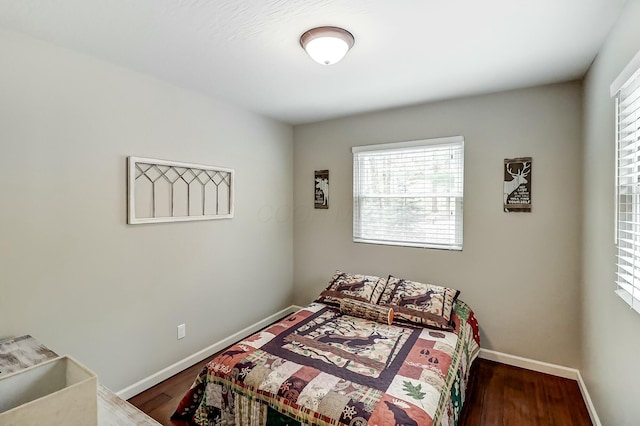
[127,157,234,224]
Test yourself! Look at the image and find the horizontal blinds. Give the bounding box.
[616,62,640,313]
[353,137,464,250]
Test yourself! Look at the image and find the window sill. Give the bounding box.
[353,238,463,251]
[614,289,640,315]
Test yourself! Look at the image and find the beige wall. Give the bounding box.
[8,5,638,417]
[293,82,583,367]
[0,29,293,391]
[582,1,640,424]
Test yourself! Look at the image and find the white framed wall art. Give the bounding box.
[127,156,234,224]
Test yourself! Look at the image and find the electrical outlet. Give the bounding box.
[177,324,186,340]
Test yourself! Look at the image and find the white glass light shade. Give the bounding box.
[300,27,355,65]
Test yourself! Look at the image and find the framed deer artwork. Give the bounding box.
[314,169,329,209]
[503,157,532,212]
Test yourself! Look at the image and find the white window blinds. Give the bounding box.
[613,50,640,314]
[352,136,464,250]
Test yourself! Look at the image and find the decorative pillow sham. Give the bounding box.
[339,298,394,325]
[314,271,387,307]
[378,276,460,330]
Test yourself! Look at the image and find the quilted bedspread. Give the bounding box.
[174,301,480,426]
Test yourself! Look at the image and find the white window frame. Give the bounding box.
[612,48,640,314]
[352,136,464,251]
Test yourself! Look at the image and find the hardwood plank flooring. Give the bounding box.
[459,360,592,426]
[128,355,216,426]
[129,358,592,425]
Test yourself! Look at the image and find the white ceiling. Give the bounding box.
[0,0,628,124]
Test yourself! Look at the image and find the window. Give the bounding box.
[352,136,464,250]
[613,49,640,313]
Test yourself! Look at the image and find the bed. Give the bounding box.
[173,272,480,426]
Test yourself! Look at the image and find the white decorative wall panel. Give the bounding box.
[127,157,234,224]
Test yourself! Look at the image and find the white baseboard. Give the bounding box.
[479,349,601,425]
[576,370,602,426]
[116,305,299,400]
[479,348,578,379]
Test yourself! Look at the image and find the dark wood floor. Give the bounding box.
[459,360,591,425]
[129,358,592,426]
[128,354,216,426]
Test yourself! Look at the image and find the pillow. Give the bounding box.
[378,276,460,330]
[339,298,394,325]
[314,271,387,307]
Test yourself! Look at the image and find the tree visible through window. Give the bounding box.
[352,136,464,250]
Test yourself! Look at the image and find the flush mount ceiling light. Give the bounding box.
[300,26,355,65]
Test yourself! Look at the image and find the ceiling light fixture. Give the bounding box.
[300,26,355,66]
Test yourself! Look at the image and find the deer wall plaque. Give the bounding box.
[314,170,329,209]
[503,157,532,212]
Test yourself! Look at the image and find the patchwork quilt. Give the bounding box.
[174,301,480,426]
